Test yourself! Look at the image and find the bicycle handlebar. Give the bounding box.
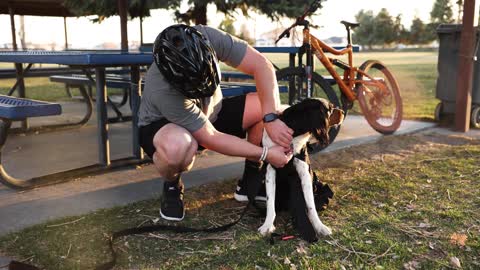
[275,0,323,44]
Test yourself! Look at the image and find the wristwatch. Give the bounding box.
[263,113,279,123]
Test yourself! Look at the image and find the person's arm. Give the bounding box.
[197,26,292,148]
[234,46,293,149]
[192,121,292,168]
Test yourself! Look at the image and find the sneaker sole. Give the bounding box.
[159,209,185,221]
[234,193,267,202]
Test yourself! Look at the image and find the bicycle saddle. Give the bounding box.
[340,21,360,29]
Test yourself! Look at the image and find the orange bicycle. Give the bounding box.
[275,0,403,153]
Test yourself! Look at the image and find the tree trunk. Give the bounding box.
[19,15,26,49]
[117,0,128,51]
[193,4,207,25]
[454,0,475,132]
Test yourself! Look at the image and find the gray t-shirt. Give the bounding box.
[138,25,248,132]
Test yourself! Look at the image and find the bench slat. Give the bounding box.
[0,95,62,120]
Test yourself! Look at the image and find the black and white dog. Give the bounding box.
[258,98,344,241]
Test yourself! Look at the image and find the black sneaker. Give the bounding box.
[234,160,267,202]
[160,180,185,221]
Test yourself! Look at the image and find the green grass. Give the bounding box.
[0,77,73,101]
[1,133,479,269]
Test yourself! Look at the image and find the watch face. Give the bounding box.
[263,113,278,123]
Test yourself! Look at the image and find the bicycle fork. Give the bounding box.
[305,65,313,98]
[305,43,314,99]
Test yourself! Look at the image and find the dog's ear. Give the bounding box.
[310,98,343,147]
[281,99,321,137]
[329,108,344,126]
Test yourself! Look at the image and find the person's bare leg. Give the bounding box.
[151,123,197,221]
[152,123,198,181]
[243,93,290,147]
[236,93,291,202]
[235,93,265,202]
[243,93,263,148]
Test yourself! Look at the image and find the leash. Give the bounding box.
[95,201,254,270]
[7,202,254,270]
[97,171,272,270]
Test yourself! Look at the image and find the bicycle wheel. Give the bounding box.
[355,60,403,134]
[276,67,346,153]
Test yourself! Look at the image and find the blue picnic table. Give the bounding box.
[0,46,353,188]
[0,50,151,187]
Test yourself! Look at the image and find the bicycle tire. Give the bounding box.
[275,67,345,153]
[355,60,403,134]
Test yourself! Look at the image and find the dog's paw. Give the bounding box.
[315,224,332,236]
[258,224,276,236]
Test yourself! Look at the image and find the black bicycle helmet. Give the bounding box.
[153,24,220,99]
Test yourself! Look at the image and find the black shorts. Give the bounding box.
[139,94,247,158]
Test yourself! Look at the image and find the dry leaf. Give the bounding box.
[449,257,461,269]
[403,260,420,270]
[450,233,468,247]
[295,241,309,255]
[406,204,416,212]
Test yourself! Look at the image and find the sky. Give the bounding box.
[0,0,475,49]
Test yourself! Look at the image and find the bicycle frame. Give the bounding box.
[302,27,387,102]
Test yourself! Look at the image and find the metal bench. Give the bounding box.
[0,95,62,189]
[50,74,130,123]
[0,67,83,79]
[50,74,288,98]
[50,73,130,103]
[50,74,289,124]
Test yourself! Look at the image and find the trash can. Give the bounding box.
[435,24,480,128]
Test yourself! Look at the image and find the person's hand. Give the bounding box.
[264,119,293,150]
[265,145,293,168]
